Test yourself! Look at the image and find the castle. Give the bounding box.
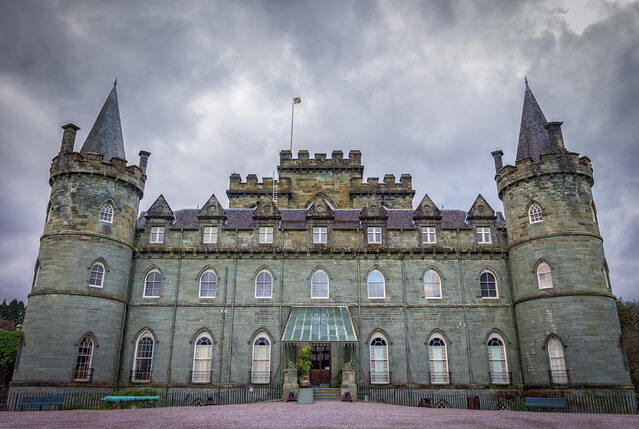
[9,82,633,404]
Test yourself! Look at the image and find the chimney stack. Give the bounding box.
[60,123,80,154]
[545,122,565,152]
[491,150,504,173]
[138,150,151,172]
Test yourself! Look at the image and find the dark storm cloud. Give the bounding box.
[1,0,638,301]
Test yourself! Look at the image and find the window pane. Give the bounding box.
[424,270,441,298]
[256,271,272,298]
[480,272,497,297]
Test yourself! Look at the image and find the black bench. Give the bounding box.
[524,397,566,411]
[19,395,65,410]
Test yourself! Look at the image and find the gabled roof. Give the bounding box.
[145,194,174,220]
[79,84,126,162]
[466,194,496,221]
[413,194,442,220]
[253,195,280,219]
[198,194,226,219]
[516,80,551,162]
[359,195,388,219]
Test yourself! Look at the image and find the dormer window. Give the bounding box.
[422,226,436,244]
[203,227,218,244]
[150,227,165,244]
[528,204,543,224]
[313,227,327,244]
[100,203,113,223]
[477,227,491,244]
[259,227,273,244]
[367,227,382,244]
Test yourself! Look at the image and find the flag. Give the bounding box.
[293,97,301,104]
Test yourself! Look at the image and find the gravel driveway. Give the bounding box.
[3,401,638,428]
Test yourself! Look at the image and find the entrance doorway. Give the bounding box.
[310,344,331,384]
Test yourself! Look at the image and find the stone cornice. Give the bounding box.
[508,231,602,251]
[28,289,128,304]
[42,231,133,250]
[513,290,615,306]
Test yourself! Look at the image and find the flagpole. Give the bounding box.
[290,98,295,152]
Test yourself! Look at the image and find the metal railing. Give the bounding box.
[370,371,391,385]
[489,371,512,385]
[549,369,571,385]
[190,371,213,384]
[130,370,153,383]
[249,370,271,385]
[73,367,94,382]
[429,371,451,384]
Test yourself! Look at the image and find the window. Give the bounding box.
[150,227,165,244]
[477,227,491,244]
[480,271,498,298]
[311,270,329,299]
[370,336,389,384]
[255,270,273,298]
[89,262,105,288]
[422,226,436,244]
[144,270,162,298]
[424,269,442,299]
[259,227,273,244]
[33,264,40,288]
[537,262,553,289]
[192,334,213,383]
[313,227,327,244]
[74,335,94,381]
[591,202,598,224]
[199,270,216,298]
[487,334,509,384]
[428,336,449,384]
[46,203,52,224]
[548,338,568,384]
[132,331,154,382]
[367,270,385,299]
[603,263,611,289]
[367,227,382,244]
[528,204,543,223]
[203,227,218,244]
[100,203,113,223]
[251,334,271,384]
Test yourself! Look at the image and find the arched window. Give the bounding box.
[100,202,114,223]
[528,204,543,223]
[89,262,105,288]
[367,270,385,299]
[428,335,449,384]
[144,270,161,298]
[311,270,329,299]
[370,335,390,384]
[74,335,94,381]
[591,202,598,224]
[132,331,154,382]
[548,338,568,384]
[33,263,40,288]
[192,333,213,383]
[537,262,553,289]
[199,270,216,298]
[603,261,611,289]
[487,334,509,384]
[480,271,498,298]
[424,269,442,299]
[255,270,273,298]
[251,334,271,384]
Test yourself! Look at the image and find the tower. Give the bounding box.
[493,82,630,387]
[11,84,150,388]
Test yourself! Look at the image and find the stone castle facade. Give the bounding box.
[9,82,632,399]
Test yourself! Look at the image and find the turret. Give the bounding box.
[494,81,630,388]
[12,83,149,388]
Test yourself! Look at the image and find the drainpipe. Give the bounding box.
[226,230,239,388]
[216,265,228,398]
[279,228,284,384]
[401,229,411,392]
[456,229,474,386]
[166,229,185,387]
[506,244,524,387]
[114,242,138,387]
[356,227,362,382]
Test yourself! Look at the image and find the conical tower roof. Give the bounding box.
[79,84,126,162]
[516,80,551,162]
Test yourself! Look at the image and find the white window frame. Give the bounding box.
[477,227,491,244]
[367,226,382,244]
[33,264,40,288]
[591,202,598,224]
[89,262,105,288]
[428,335,449,384]
[528,204,543,224]
[536,262,553,289]
[424,269,442,299]
[259,226,274,244]
[198,270,217,299]
[548,337,568,385]
[251,333,271,384]
[143,269,162,298]
[255,270,273,299]
[422,226,436,244]
[603,264,611,289]
[480,270,499,299]
[202,226,218,244]
[487,333,509,384]
[192,333,213,384]
[369,335,390,384]
[313,226,327,244]
[132,331,154,382]
[100,202,114,223]
[367,270,386,299]
[150,226,165,244]
[74,335,94,382]
[311,270,329,299]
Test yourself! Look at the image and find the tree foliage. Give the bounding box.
[0,299,26,330]
[617,298,639,391]
[0,329,21,389]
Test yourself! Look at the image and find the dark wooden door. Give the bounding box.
[310,344,331,384]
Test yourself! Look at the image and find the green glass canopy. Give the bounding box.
[281,307,359,342]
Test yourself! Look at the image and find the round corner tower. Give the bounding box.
[12,85,150,388]
[493,83,630,388]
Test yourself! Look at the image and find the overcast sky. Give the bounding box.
[1,0,638,302]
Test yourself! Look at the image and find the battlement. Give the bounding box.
[278,149,364,172]
[49,151,147,196]
[496,151,593,198]
[349,174,414,195]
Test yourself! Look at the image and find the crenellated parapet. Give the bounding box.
[277,149,364,173]
[227,174,292,208]
[350,174,415,208]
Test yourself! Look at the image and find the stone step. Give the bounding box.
[313,388,341,400]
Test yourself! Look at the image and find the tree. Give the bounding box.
[0,299,26,330]
[617,298,639,391]
[0,329,21,389]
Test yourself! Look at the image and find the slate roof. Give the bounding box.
[79,85,126,162]
[516,81,551,162]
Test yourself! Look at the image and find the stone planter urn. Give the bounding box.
[282,368,299,400]
[341,369,356,401]
[299,373,310,387]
